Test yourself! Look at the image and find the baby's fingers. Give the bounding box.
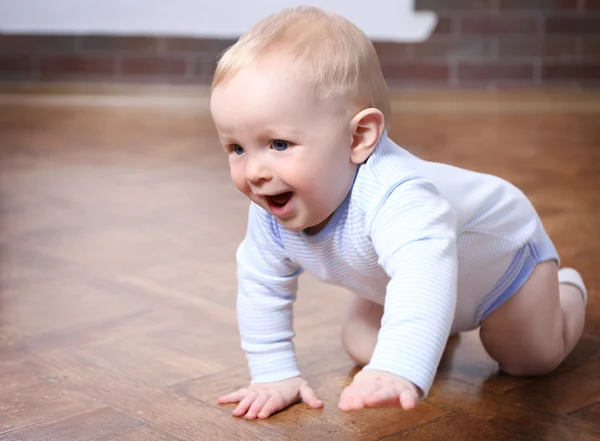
[218,388,247,404]
[399,389,418,411]
[258,394,287,419]
[233,391,258,417]
[244,393,270,419]
[299,383,324,409]
[365,386,418,410]
[364,386,403,408]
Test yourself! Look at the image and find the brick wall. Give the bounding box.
[0,0,599,89]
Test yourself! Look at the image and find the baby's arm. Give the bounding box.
[342,176,458,410]
[219,203,322,418]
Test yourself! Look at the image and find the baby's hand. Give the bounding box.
[218,376,323,419]
[338,369,419,412]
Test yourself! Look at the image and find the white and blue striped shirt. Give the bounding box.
[235,132,542,396]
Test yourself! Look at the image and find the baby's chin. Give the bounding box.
[302,215,334,236]
[276,214,320,234]
[277,217,308,232]
[249,195,332,234]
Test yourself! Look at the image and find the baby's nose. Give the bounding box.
[245,157,272,183]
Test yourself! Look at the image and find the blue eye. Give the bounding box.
[232,144,244,155]
[272,140,289,151]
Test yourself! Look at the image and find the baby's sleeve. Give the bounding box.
[364,176,458,397]
[235,202,303,384]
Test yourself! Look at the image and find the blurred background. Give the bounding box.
[0,0,598,89]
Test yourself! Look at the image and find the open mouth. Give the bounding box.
[266,192,293,211]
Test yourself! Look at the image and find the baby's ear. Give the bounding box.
[349,108,385,164]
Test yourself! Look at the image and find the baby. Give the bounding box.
[209,6,588,420]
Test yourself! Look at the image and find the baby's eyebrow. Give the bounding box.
[263,126,301,140]
[218,135,239,144]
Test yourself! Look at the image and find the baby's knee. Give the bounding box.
[500,348,564,377]
[341,338,372,367]
[341,321,375,367]
[341,296,383,366]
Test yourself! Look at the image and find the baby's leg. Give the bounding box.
[341,295,383,366]
[480,261,586,376]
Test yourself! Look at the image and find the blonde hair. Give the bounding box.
[211,6,391,128]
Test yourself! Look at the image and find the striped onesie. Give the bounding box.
[235,132,558,396]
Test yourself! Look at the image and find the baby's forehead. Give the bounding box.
[215,66,307,104]
[212,56,356,124]
[211,87,351,141]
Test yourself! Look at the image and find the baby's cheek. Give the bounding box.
[231,172,249,195]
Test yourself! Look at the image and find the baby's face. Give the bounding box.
[210,55,359,234]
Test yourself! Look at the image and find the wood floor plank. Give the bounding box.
[427,378,600,440]
[70,313,245,387]
[0,244,72,290]
[381,413,530,441]
[3,406,147,441]
[1,282,149,337]
[569,402,600,424]
[0,307,169,364]
[505,357,600,414]
[34,354,294,441]
[0,280,163,365]
[111,427,184,441]
[0,361,98,435]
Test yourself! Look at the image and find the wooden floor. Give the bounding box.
[0,85,599,441]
